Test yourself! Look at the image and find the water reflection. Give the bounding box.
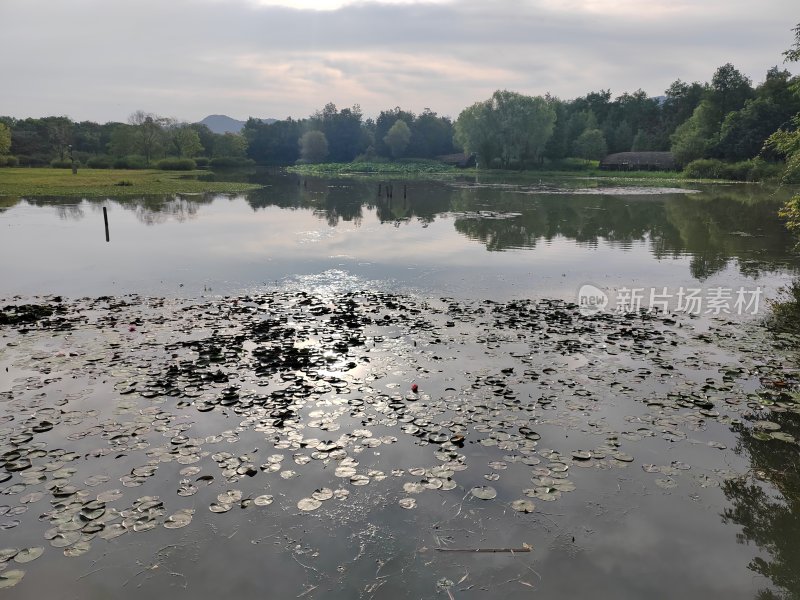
[245,175,797,280]
[723,401,800,599]
[22,194,216,225]
[1,173,798,298]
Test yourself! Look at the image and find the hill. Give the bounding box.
[198,114,276,134]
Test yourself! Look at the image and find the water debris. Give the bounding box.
[436,545,532,553]
[0,290,796,592]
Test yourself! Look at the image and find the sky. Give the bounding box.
[0,0,796,123]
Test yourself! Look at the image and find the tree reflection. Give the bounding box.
[9,174,799,279]
[722,399,800,599]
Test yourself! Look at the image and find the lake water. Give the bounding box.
[0,172,799,599]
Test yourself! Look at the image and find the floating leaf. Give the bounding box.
[398,498,416,509]
[0,569,24,589]
[14,547,43,564]
[511,499,536,513]
[297,498,321,512]
[470,486,497,500]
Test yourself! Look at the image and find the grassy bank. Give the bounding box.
[288,160,460,177]
[287,161,742,184]
[0,168,262,197]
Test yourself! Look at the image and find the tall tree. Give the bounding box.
[0,122,10,155]
[312,103,366,162]
[128,111,165,165]
[574,128,608,161]
[171,125,203,157]
[456,90,555,168]
[384,119,411,158]
[299,130,328,163]
[213,132,247,157]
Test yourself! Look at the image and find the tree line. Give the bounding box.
[1,54,798,174]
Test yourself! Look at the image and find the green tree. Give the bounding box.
[717,68,800,161]
[213,132,247,157]
[708,63,754,120]
[612,120,634,153]
[108,124,137,157]
[454,99,498,168]
[0,122,10,155]
[407,109,455,158]
[455,90,556,168]
[670,101,719,166]
[46,117,73,161]
[374,107,414,158]
[383,119,411,158]
[662,79,707,136]
[298,130,328,163]
[311,103,366,162]
[128,110,165,165]
[631,129,658,152]
[768,23,800,232]
[573,128,607,161]
[172,126,203,157]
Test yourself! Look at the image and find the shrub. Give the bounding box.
[156,158,196,171]
[86,156,112,169]
[768,279,800,334]
[194,157,210,168]
[210,156,255,168]
[748,158,783,182]
[0,156,18,167]
[112,155,148,169]
[683,158,726,179]
[16,155,48,167]
[50,159,77,169]
[684,158,784,182]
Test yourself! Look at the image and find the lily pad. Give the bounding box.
[297,498,322,512]
[470,486,497,500]
[14,547,43,564]
[511,499,536,513]
[0,569,24,589]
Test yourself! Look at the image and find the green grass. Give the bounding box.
[288,160,459,177]
[0,168,262,197]
[287,161,738,185]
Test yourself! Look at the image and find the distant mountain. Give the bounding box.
[198,114,276,134]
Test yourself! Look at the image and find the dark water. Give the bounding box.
[1,173,799,599]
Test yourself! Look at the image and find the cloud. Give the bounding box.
[0,0,796,122]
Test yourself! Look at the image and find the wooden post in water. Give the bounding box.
[403,184,407,199]
[103,207,110,242]
[378,183,382,196]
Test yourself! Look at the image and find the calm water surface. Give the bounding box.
[1,173,798,300]
[0,173,799,600]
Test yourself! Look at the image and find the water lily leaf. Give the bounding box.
[398,498,417,509]
[0,569,24,588]
[655,478,678,489]
[511,499,536,513]
[470,486,497,500]
[14,547,44,564]
[254,495,274,506]
[297,498,322,512]
[164,509,194,529]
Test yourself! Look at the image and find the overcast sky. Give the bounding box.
[0,0,796,123]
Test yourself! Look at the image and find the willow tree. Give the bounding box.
[455,90,556,169]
